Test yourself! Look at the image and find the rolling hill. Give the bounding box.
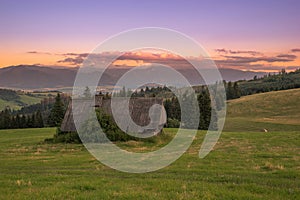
[0,89,54,111]
[224,88,300,132]
[238,69,300,95]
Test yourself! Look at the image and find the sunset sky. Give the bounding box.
[1,0,300,72]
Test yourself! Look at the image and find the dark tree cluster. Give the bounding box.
[0,108,44,129]
[164,97,180,121]
[225,81,241,100]
[0,93,68,129]
[163,87,215,130]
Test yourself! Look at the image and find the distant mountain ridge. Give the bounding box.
[0,65,78,89]
[0,65,266,90]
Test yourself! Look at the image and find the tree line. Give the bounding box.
[0,93,67,130]
[0,108,44,129]
[224,81,241,100]
[238,68,300,96]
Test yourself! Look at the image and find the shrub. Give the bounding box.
[46,127,81,143]
[166,118,180,128]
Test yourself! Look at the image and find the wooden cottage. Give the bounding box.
[60,95,166,135]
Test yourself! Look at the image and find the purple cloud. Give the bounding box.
[291,48,300,52]
[215,48,262,56]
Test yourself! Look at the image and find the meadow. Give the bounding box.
[224,88,300,132]
[0,89,299,199]
[0,128,299,199]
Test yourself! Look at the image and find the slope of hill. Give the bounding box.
[0,65,265,90]
[0,89,52,111]
[224,88,300,132]
[238,69,300,95]
[0,94,42,111]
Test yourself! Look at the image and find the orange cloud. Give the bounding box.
[113,59,145,67]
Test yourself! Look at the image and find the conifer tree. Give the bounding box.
[198,89,212,130]
[15,114,21,128]
[226,81,235,100]
[48,93,65,127]
[233,82,241,99]
[27,114,33,128]
[35,110,44,128]
[3,108,12,129]
[21,115,27,128]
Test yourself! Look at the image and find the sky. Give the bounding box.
[1,0,300,72]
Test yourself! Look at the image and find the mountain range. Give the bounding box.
[0,65,266,90]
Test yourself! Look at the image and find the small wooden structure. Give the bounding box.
[60,95,166,135]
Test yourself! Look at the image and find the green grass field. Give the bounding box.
[224,88,300,132]
[0,128,299,199]
[0,89,299,199]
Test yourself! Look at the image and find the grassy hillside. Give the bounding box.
[238,69,300,95]
[0,94,42,111]
[224,88,300,132]
[0,89,55,111]
[0,128,299,199]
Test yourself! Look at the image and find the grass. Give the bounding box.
[0,128,299,199]
[224,88,300,132]
[0,91,55,111]
[0,98,18,111]
[0,88,299,199]
[0,94,44,111]
[19,94,43,105]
